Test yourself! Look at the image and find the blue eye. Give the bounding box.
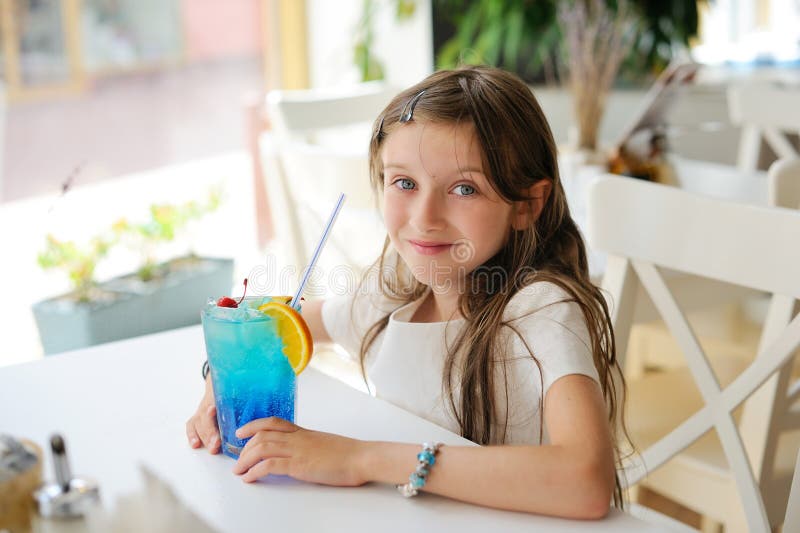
[394,178,415,190]
[453,184,476,196]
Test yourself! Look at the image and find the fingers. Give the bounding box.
[237,416,297,438]
[201,405,221,454]
[207,435,221,454]
[233,437,289,475]
[186,404,221,453]
[185,419,201,449]
[241,457,291,483]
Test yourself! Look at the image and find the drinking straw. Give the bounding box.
[289,193,346,310]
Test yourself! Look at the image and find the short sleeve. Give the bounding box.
[321,291,398,362]
[503,282,600,399]
[321,293,359,358]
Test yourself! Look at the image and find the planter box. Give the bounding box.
[32,256,234,355]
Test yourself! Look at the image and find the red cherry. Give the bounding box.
[215,278,248,308]
[216,296,238,308]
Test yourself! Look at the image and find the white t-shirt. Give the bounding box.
[321,281,600,445]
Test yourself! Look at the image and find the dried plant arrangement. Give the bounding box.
[559,0,636,151]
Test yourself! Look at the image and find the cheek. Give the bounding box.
[382,193,405,237]
[467,209,512,259]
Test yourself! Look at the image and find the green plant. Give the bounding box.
[435,0,704,84]
[113,187,222,281]
[37,186,224,301]
[354,0,417,81]
[437,0,560,82]
[37,234,115,302]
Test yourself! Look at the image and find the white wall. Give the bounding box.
[306,0,433,89]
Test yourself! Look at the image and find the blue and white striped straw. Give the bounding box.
[289,193,346,310]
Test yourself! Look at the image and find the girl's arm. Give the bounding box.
[233,373,616,519]
[359,374,616,519]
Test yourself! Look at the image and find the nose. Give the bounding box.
[409,190,446,234]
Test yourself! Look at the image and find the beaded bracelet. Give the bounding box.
[396,442,443,497]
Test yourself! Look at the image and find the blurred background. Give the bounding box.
[0,0,798,365]
[3,3,800,530]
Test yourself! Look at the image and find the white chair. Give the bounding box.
[768,157,800,210]
[587,175,800,532]
[728,84,800,172]
[623,158,800,379]
[259,82,398,283]
[785,447,800,530]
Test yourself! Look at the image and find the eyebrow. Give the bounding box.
[383,163,486,176]
[383,163,410,171]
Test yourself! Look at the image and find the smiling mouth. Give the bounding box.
[408,240,453,256]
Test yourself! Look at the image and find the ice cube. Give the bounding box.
[205,305,250,322]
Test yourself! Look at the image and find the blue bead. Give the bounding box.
[417,451,435,465]
[410,474,425,488]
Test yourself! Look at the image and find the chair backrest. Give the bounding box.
[586,175,800,532]
[728,84,800,171]
[768,157,800,209]
[267,81,395,134]
[262,82,397,273]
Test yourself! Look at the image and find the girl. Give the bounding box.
[186,66,627,519]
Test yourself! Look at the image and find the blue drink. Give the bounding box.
[201,297,296,459]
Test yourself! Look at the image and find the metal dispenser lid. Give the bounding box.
[33,435,100,519]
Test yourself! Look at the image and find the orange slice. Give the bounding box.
[258,299,312,374]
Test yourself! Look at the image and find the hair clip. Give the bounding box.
[374,116,386,141]
[399,90,426,123]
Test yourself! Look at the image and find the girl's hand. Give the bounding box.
[185,376,221,454]
[232,417,369,486]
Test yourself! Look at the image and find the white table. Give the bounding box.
[0,327,665,532]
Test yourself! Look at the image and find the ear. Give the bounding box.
[511,179,552,230]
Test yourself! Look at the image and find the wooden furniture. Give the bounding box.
[587,175,800,532]
[0,326,665,532]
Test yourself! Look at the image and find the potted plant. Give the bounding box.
[558,0,635,154]
[32,188,234,355]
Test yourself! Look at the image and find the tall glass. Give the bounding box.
[201,297,295,459]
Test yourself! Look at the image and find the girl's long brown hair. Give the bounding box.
[355,66,629,507]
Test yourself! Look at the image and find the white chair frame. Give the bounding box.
[260,82,397,272]
[768,157,800,210]
[728,84,800,172]
[785,447,800,530]
[587,175,800,532]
